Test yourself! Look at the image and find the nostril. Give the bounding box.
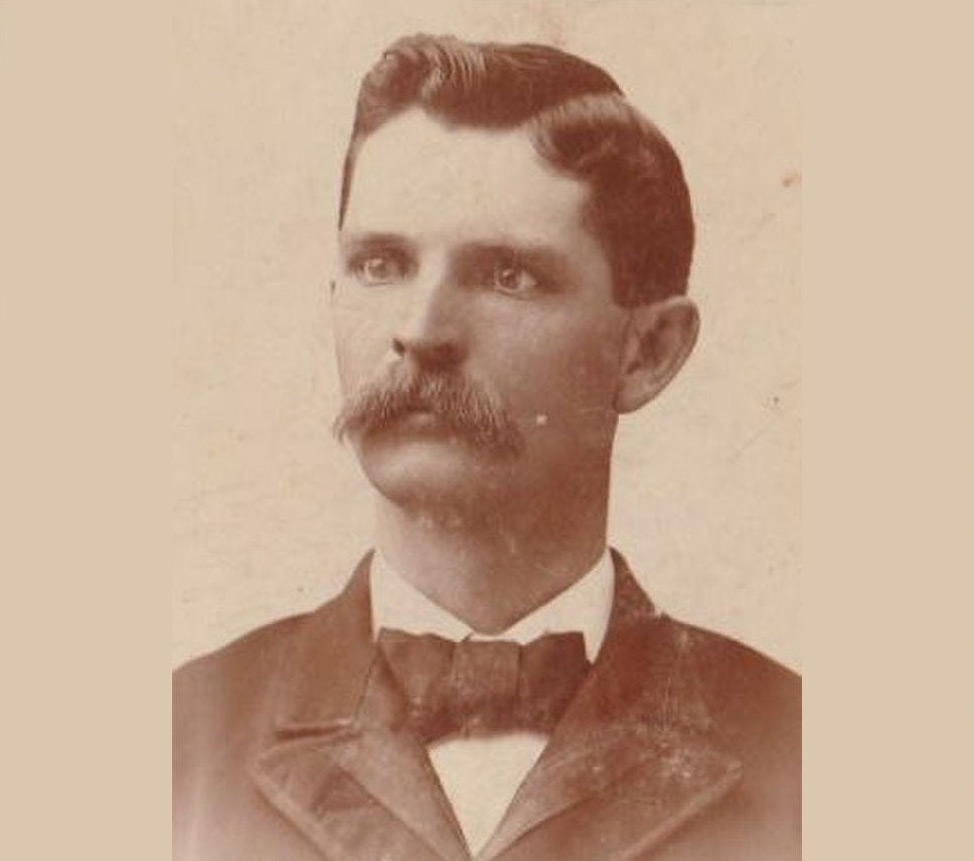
[393,336,463,371]
[423,342,462,370]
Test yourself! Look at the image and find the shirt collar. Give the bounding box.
[370,548,615,662]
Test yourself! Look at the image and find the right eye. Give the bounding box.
[351,252,408,286]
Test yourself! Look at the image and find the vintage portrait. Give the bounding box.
[174,3,800,860]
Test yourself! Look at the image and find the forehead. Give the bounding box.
[342,109,601,257]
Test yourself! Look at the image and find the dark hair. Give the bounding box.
[339,35,694,306]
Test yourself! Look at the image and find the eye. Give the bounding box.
[351,252,408,286]
[490,259,541,296]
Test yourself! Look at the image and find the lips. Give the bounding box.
[392,407,447,430]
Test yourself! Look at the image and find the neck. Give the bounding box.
[374,469,611,634]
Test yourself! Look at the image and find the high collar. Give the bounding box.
[370,547,614,662]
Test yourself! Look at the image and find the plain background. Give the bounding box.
[2,1,973,860]
[172,0,802,671]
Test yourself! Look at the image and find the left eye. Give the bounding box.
[353,253,407,285]
[490,261,540,295]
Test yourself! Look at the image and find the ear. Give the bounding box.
[613,296,700,414]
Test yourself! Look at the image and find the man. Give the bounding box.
[173,34,800,861]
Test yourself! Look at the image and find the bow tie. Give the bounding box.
[376,628,592,744]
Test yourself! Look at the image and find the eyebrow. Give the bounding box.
[339,231,412,256]
[341,231,573,271]
[465,241,570,269]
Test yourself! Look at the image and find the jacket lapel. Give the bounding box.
[480,553,742,861]
[248,551,741,861]
[249,554,469,861]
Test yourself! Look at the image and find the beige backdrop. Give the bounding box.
[10,2,974,858]
[173,0,800,670]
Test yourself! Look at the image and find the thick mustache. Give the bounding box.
[332,365,525,455]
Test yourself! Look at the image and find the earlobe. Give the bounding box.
[614,297,700,414]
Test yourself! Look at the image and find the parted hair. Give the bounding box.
[339,34,694,306]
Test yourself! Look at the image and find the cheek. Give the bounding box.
[490,315,623,415]
[332,306,393,393]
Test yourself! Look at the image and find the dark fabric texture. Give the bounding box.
[173,551,801,860]
[377,627,591,742]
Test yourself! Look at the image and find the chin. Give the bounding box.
[355,434,518,513]
[360,439,476,506]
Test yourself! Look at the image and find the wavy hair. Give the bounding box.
[339,35,694,306]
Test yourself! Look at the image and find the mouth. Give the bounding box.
[383,404,445,429]
[395,408,444,427]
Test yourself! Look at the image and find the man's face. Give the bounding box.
[333,109,632,512]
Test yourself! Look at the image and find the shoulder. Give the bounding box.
[669,618,801,844]
[613,554,800,749]
[174,614,304,713]
[172,614,308,769]
[174,559,372,752]
[678,620,801,738]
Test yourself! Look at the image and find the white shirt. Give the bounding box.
[370,549,615,855]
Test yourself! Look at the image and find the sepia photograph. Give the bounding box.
[173,2,800,859]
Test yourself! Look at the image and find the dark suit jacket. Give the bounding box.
[173,551,800,860]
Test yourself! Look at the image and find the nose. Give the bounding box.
[391,268,467,371]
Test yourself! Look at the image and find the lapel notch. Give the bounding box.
[250,554,469,861]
